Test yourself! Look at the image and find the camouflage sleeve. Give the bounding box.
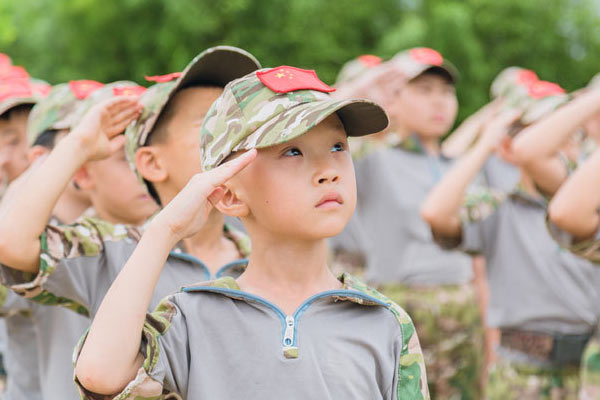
[0,285,34,317]
[74,295,187,400]
[434,186,506,254]
[547,219,600,265]
[0,216,140,315]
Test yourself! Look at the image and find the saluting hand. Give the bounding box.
[70,96,142,162]
[152,149,257,244]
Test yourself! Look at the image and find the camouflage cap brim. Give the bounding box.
[222,99,387,167]
[0,96,36,117]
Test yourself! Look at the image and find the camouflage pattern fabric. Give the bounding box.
[26,81,103,145]
[200,67,388,170]
[381,282,484,400]
[74,273,429,400]
[486,354,580,400]
[334,54,382,86]
[0,77,50,117]
[546,221,600,265]
[388,47,459,83]
[581,336,600,400]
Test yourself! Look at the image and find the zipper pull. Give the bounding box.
[283,315,298,359]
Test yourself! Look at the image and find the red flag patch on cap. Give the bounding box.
[0,81,33,103]
[409,48,443,66]
[113,85,146,97]
[528,81,565,99]
[516,69,539,87]
[358,55,382,67]
[0,53,11,67]
[144,72,182,83]
[69,80,105,99]
[257,66,335,94]
[0,65,29,81]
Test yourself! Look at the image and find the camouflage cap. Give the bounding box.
[72,81,145,127]
[124,46,261,196]
[335,55,382,86]
[389,47,459,84]
[27,80,104,145]
[490,66,538,103]
[200,66,389,171]
[0,78,51,117]
[519,80,569,125]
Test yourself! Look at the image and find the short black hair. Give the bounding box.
[420,67,455,85]
[32,129,60,149]
[0,104,34,121]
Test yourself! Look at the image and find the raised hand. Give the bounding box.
[70,96,142,161]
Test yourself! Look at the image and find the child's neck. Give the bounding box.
[237,235,342,315]
[52,190,90,225]
[182,209,240,275]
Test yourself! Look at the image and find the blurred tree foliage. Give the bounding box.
[1,0,599,122]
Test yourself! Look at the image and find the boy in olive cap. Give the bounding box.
[331,47,484,399]
[75,66,428,399]
[421,80,600,398]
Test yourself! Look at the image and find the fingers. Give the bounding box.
[108,135,126,154]
[203,149,257,189]
[107,106,142,136]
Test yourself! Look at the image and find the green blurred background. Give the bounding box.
[1,0,600,122]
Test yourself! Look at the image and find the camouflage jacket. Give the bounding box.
[74,273,429,400]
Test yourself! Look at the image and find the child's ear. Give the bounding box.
[73,165,94,191]
[27,145,49,164]
[497,136,517,164]
[213,185,249,218]
[136,146,168,184]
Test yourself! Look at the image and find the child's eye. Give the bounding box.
[331,142,346,152]
[283,147,302,157]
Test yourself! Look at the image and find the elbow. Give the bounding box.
[511,140,535,166]
[75,355,126,396]
[420,204,443,231]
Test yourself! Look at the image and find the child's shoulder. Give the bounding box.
[341,273,416,330]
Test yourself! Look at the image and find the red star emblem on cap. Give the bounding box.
[409,48,444,66]
[69,80,105,99]
[144,72,182,83]
[113,85,146,97]
[358,55,382,68]
[528,81,565,99]
[516,69,539,87]
[0,53,11,67]
[0,80,34,103]
[257,66,335,94]
[0,65,29,81]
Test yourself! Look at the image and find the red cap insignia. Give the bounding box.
[409,48,444,66]
[0,53,11,67]
[69,80,105,99]
[257,66,335,94]
[358,55,382,68]
[144,72,182,83]
[113,85,146,97]
[528,81,565,99]
[0,80,33,103]
[0,65,29,81]
[516,69,539,86]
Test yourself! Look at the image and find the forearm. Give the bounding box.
[421,142,492,236]
[76,220,177,394]
[0,136,88,272]
[513,90,600,163]
[442,114,484,158]
[548,149,600,239]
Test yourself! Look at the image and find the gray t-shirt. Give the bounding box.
[332,140,473,286]
[75,274,430,400]
[446,186,600,334]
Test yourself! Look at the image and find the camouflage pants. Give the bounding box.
[486,354,580,400]
[581,337,600,400]
[382,282,484,400]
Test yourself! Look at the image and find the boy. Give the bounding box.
[75,66,428,399]
[420,90,600,398]
[331,47,483,399]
